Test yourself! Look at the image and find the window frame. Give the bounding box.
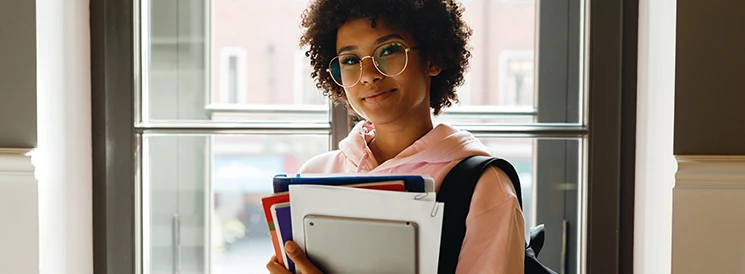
[90,0,637,273]
[533,0,584,271]
[91,0,137,272]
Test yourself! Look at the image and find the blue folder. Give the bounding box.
[272,174,429,193]
[274,204,296,273]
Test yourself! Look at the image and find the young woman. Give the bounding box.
[267,0,525,273]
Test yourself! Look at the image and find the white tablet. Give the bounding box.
[302,214,418,274]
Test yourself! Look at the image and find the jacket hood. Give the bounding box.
[338,121,493,172]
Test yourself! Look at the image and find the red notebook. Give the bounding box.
[260,180,408,265]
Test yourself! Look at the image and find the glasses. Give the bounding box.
[327,42,420,87]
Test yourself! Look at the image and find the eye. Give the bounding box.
[340,55,360,65]
[378,43,405,57]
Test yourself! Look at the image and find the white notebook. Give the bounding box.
[289,184,444,274]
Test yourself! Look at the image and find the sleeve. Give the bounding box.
[455,166,526,274]
[296,150,344,174]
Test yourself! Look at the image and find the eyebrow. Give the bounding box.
[337,34,407,54]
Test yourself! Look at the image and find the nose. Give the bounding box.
[359,56,383,85]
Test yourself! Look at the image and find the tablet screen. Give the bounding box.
[303,215,418,274]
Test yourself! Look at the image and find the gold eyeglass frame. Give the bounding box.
[326,43,420,87]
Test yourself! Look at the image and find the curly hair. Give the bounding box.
[299,0,473,115]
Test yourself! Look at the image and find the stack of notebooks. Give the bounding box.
[261,174,444,274]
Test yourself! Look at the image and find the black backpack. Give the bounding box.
[437,156,557,274]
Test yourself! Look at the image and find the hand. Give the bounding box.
[266,241,322,274]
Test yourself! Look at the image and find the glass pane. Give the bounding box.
[143,0,330,122]
[142,134,330,274]
[431,0,538,124]
[440,0,584,124]
[209,1,329,108]
[454,0,536,108]
[142,133,581,273]
[143,0,583,124]
[476,137,582,273]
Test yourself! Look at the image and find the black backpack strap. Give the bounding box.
[436,155,523,274]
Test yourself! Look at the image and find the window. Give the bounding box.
[499,51,534,106]
[92,0,633,273]
[294,49,328,106]
[457,72,473,105]
[219,48,247,104]
[140,0,582,273]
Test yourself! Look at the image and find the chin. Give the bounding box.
[364,113,406,126]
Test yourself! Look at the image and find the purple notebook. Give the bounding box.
[274,203,296,273]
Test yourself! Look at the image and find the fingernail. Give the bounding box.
[286,242,296,253]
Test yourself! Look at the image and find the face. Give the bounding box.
[334,18,441,125]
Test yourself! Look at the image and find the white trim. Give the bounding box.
[634,1,676,273]
[219,47,247,104]
[36,1,93,273]
[0,149,35,179]
[672,155,745,274]
[0,148,34,153]
[0,150,38,274]
[675,155,745,188]
[498,50,534,106]
[0,148,34,176]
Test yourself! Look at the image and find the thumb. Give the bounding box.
[285,241,321,274]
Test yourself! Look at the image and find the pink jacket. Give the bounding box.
[298,121,525,274]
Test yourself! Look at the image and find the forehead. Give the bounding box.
[336,18,414,52]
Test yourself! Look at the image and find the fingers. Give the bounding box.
[266,255,291,274]
[285,241,322,274]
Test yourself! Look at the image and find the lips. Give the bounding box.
[362,89,396,103]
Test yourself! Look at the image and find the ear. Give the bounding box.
[427,62,442,77]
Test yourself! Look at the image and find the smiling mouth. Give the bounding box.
[363,89,396,102]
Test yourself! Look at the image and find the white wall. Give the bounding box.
[36,0,92,273]
[634,0,677,273]
[0,0,37,148]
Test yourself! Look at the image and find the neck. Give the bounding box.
[369,115,434,165]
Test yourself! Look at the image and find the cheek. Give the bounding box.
[401,66,430,99]
[343,89,364,114]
